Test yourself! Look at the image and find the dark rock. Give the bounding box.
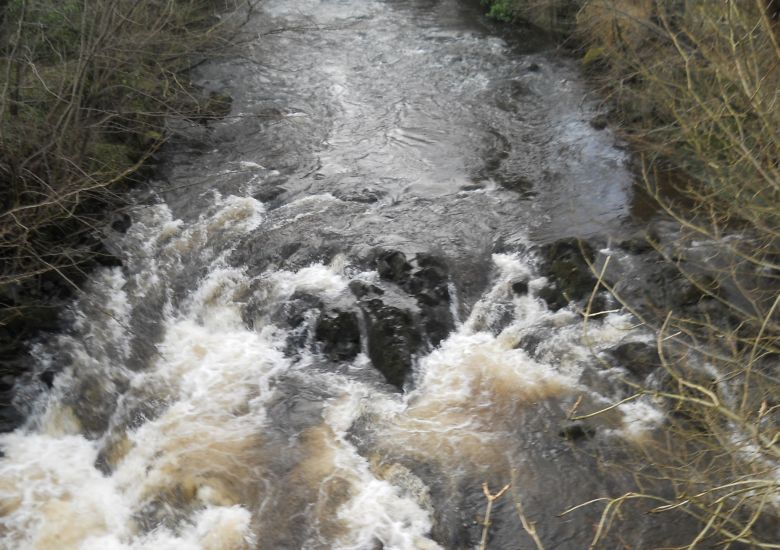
[200,91,233,122]
[314,309,361,361]
[93,250,123,268]
[511,278,529,295]
[370,251,454,348]
[0,403,23,433]
[111,213,132,233]
[558,421,596,441]
[253,185,287,203]
[348,280,384,299]
[66,374,122,438]
[514,331,544,356]
[647,265,707,308]
[589,115,608,131]
[537,285,567,311]
[409,255,453,346]
[419,302,452,346]
[376,251,412,285]
[334,189,384,203]
[261,292,324,353]
[459,183,484,192]
[416,289,441,307]
[608,341,661,379]
[269,292,323,329]
[537,238,597,311]
[617,235,654,254]
[39,369,56,388]
[360,298,421,389]
[0,374,14,392]
[527,62,541,72]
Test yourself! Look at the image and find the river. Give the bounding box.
[0,0,684,548]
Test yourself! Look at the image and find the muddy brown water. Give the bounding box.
[0,1,699,548]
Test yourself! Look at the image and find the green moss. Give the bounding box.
[482,0,516,21]
[581,45,605,66]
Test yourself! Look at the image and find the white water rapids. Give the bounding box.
[0,192,661,549]
[0,0,672,547]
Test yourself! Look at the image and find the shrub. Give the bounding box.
[0,0,245,359]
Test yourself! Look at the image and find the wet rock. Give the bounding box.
[198,90,233,123]
[269,292,323,329]
[334,188,384,203]
[39,369,56,388]
[0,357,36,432]
[371,251,454,347]
[376,250,412,285]
[459,183,484,192]
[262,291,324,353]
[93,248,123,268]
[646,264,709,308]
[360,298,421,389]
[608,341,661,379]
[514,330,545,356]
[589,115,608,130]
[410,255,453,346]
[537,285,568,311]
[65,374,124,438]
[314,309,361,361]
[537,238,598,311]
[0,403,23,433]
[617,234,654,254]
[110,212,132,233]
[558,421,596,441]
[511,278,529,295]
[253,185,286,203]
[0,374,14,393]
[348,280,384,299]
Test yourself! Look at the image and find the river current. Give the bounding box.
[0,0,676,548]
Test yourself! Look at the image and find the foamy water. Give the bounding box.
[0,189,664,550]
[0,0,669,546]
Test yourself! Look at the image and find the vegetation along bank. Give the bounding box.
[482,0,780,546]
[0,0,243,427]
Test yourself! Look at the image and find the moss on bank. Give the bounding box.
[0,0,245,369]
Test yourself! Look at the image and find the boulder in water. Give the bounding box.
[314,309,361,362]
[360,298,421,389]
[607,341,662,379]
[536,238,598,311]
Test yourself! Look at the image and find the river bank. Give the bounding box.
[481,0,780,545]
[0,0,244,430]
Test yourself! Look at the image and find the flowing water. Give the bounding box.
[0,0,683,548]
